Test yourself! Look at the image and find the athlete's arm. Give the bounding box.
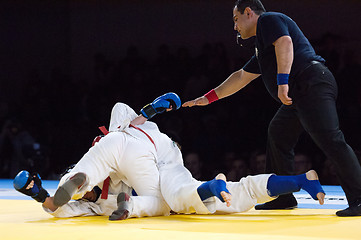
[130,115,148,125]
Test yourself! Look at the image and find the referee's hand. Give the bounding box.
[278,84,292,105]
[182,96,209,107]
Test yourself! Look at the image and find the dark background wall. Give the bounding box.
[1,0,361,182]
[3,0,361,88]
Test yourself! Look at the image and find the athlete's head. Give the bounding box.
[233,0,266,39]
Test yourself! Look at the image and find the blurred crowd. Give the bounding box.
[0,33,360,185]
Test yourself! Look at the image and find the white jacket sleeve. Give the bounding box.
[108,103,138,132]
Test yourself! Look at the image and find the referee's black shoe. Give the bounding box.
[255,194,297,210]
[336,199,361,217]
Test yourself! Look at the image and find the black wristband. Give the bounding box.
[32,188,50,203]
[140,104,157,119]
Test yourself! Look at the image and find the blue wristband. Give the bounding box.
[277,73,289,85]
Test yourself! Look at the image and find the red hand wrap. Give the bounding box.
[204,89,219,104]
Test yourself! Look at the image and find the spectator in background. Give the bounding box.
[249,150,267,175]
[294,153,312,175]
[320,158,340,185]
[226,158,248,181]
[0,119,43,178]
[154,44,175,79]
[184,152,203,179]
[93,52,114,86]
[316,32,342,75]
[189,114,233,178]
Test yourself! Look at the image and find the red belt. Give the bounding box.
[129,124,157,151]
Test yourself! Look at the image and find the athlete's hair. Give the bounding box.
[234,0,266,15]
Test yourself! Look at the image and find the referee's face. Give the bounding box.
[233,6,254,40]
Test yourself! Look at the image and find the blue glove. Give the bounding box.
[140,92,181,119]
[13,170,50,203]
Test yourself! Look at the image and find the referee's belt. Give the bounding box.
[310,60,323,66]
[295,60,323,80]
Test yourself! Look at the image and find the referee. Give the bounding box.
[183,0,361,216]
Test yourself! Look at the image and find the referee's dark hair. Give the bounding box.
[234,0,266,15]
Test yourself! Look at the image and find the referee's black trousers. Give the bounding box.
[266,63,361,205]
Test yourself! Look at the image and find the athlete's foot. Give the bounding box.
[215,173,232,207]
[109,192,133,221]
[53,172,87,207]
[305,170,325,205]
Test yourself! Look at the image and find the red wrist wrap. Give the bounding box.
[204,89,219,103]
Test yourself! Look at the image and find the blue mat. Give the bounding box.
[0,179,59,200]
[296,185,347,209]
